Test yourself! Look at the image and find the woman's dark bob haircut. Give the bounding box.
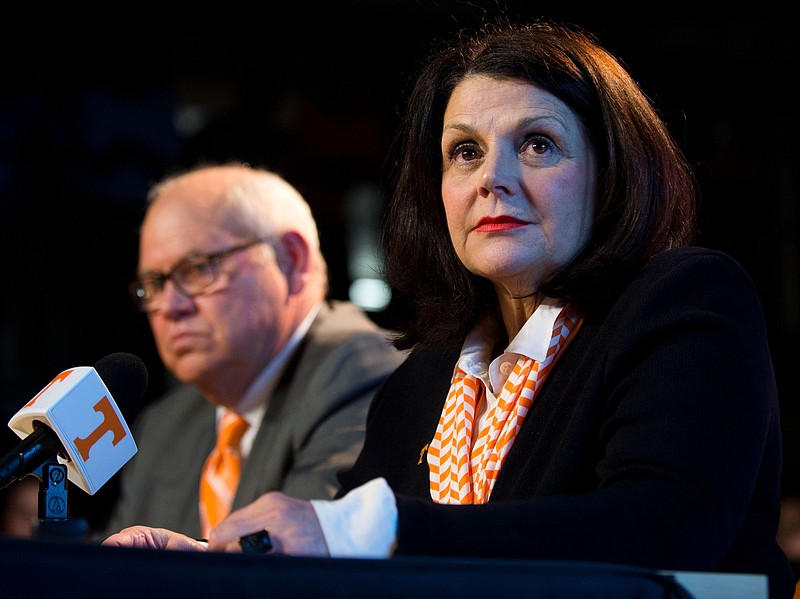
[382,19,697,350]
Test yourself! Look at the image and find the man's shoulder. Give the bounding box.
[310,301,397,347]
[289,301,405,385]
[316,300,381,329]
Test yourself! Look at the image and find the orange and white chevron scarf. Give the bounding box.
[427,305,582,504]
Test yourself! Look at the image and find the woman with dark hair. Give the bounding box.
[382,20,696,349]
[104,19,795,599]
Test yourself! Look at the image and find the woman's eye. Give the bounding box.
[449,142,479,163]
[523,136,554,156]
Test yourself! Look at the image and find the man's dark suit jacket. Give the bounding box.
[338,247,795,599]
[103,300,406,539]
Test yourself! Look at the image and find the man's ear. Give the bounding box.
[277,231,311,294]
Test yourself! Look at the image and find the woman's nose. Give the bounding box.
[478,150,517,197]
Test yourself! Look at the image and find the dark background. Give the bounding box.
[1,1,798,526]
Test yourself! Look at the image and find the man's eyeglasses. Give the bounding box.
[129,239,270,312]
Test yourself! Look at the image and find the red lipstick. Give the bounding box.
[474,216,527,232]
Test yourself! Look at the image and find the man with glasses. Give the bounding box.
[100,162,406,540]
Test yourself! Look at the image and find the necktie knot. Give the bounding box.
[218,411,249,448]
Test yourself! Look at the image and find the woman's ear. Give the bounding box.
[276,231,311,294]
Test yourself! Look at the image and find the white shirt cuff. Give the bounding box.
[310,477,397,558]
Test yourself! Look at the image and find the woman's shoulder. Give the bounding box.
[613,246,766,320]
[640,246,756,288]
[648,245,742,269]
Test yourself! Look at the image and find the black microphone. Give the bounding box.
[0,352,148,494]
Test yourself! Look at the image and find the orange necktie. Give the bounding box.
[199,411,249,538]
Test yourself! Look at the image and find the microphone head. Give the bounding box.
[6,352,146,495]
[93,352,149,415]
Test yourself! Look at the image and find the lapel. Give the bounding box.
[490,316,607,499]
[232,317,313,509]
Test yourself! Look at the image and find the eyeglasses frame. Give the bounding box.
[129,238,271,312]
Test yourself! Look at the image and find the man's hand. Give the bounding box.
[102,526,208,551]
[208,491,329,556]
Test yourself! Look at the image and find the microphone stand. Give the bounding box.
[30,457,88,543]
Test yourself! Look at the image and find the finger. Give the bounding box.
[167,536,208,551]
[101,532,132,547]
[208,510,265,551]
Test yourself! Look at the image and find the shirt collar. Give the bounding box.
[458,298,566,379]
